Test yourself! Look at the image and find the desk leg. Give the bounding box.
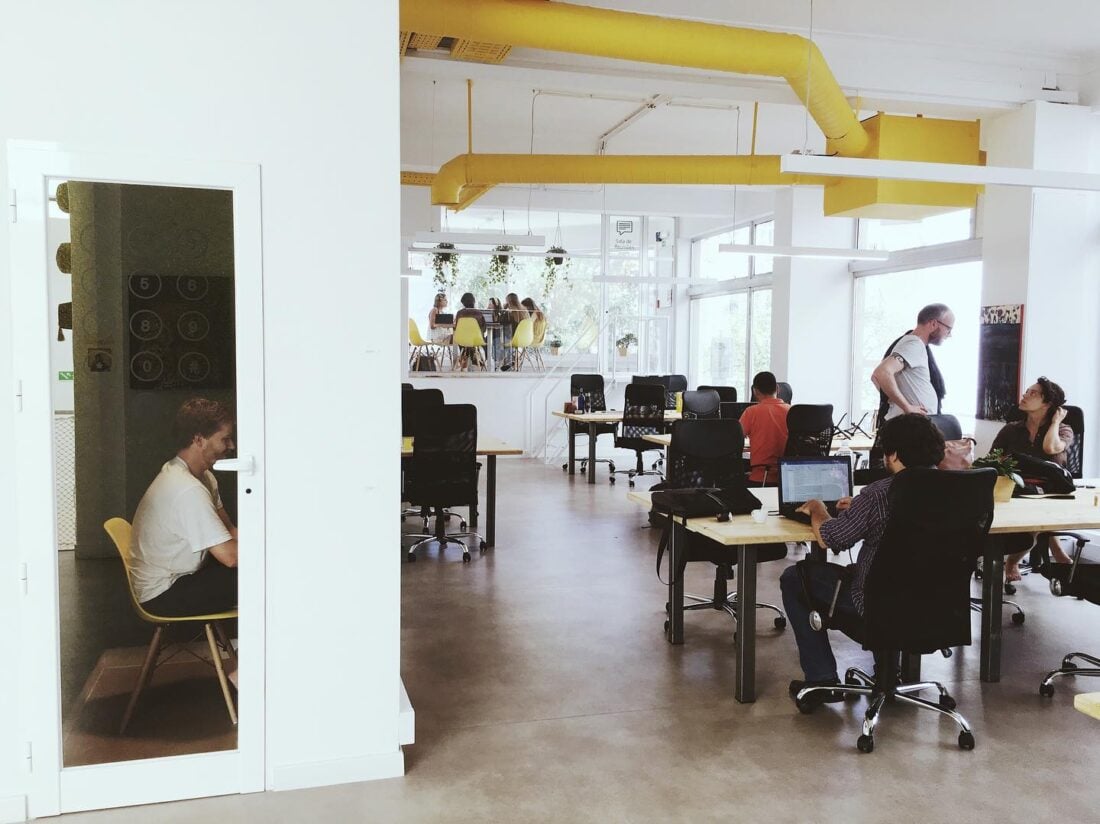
[587,422,597,485]
[735,544,757,703]
[485,455,497,547]
[665,520,685,645]
[567,424,576,476]
[980,540,1003,682]
[487,328,496,372]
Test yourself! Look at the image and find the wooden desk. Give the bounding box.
[402,435,523,546]
[552,409,682,485]
[629,483,1100,702]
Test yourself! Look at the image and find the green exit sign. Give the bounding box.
[58,371,74,381]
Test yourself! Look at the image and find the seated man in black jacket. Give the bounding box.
[778,414,945,706]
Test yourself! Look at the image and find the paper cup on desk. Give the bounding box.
[751,509,767,524]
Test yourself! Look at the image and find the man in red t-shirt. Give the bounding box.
[739,371,791,485]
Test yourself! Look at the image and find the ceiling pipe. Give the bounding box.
[401,0,870,156]
[431,153,831,209]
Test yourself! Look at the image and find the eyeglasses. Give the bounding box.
[936,318,954,333]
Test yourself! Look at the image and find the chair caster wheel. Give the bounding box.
[460,521,467,531]
[663,620,669,633]
[628,481,635,488]
[1062,660,1078,671]
[580,467,587,475]
[942,648,954,658]
[462,552,471,563]
[562,464,568,472]
[609,477,616,485]
[480,541,487,551]
[958,731,975,750]
[1011,611,1025,625]
[608,463,616,473]
[796,696,815,715]
[774,616,787,630]
[1039,683,1055,697]
[857,735,874,753]
[939,694,957,711]
[1004,582,1017,596]
[407,553,416,563]
[844,674,861,687]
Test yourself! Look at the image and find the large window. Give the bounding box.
[858,210,973,251]
[408,209,675,372]
[852,262,982,427]
[693,219,774,281]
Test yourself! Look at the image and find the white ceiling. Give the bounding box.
[578,0,1100,62]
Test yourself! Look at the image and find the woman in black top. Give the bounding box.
[992,376,1074,580]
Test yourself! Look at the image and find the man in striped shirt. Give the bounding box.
[778,414,946,707]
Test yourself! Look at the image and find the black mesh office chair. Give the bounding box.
[402,388,447,522]
[795,467,996,753]
[562,373,617,478]
[403,403,486,562]
[631,375,673,410]
[1036,534,1100,696]
[784,404,834,456]
[681,389,721,420]
[665,374,688,410]
[658,419,787,635]
[777,382,793,403]
[698,385,737,403]
[609,383,665,487]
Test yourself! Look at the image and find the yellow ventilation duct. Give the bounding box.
[401,0,870,156]
[432,153,826,209]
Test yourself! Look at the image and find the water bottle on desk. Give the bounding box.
[577,392,586,413]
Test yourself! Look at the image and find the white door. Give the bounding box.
[9,144,266,816]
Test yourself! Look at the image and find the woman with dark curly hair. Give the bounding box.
[992,376,1075,580]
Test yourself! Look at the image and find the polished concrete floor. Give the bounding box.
[60,456,1100,822]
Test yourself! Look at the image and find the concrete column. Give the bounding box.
[770,186,855,413]
[976,102,1100,472]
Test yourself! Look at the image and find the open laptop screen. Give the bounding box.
[778,456,853,508]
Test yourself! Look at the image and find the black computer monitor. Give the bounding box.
[720,401,755,420]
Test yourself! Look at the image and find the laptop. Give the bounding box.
[777,456,854,524]
[478,309,497,325]
[720,401,755,420]
[435,312,454,325]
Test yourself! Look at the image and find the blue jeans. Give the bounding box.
[779,563,861,682]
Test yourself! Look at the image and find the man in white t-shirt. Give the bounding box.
[131,399,239,661]
[871,303,955,420]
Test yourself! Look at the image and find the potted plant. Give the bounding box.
[431,242,459,290]
[615,332,637,358]
[973,448,1023,502]
[548,334,562,356]
[487,244,512,285]
[543,246,569,295]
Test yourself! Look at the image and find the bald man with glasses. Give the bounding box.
[872,303,955,421]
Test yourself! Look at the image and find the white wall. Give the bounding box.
[1,0,401,814]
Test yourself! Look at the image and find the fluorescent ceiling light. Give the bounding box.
[780,154,1100,192]
[718,243,890,261]
[412,231,546,247]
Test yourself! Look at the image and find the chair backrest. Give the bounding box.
[621,383,665,438]
[531,319,547,346]
[784,404,834,457]
[665,374,688,393]
[1005,403,1085,478]
[681,389,721,420]
[401,382,414,392]
[407,403,479,504]
[510,318,534,347]
[698,385,737,403]
[665,419,746,487]
[570,373,607,411]
[927,413,962,441]
[862,467,996,653]
[402,387,445,437]
[103,517,147,614]
[776,381,793,403]
[720,401,755,420]
[631,374,669,388]
[409,318,430,347]
[454,316,485,347]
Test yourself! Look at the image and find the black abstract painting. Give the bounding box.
[976,304,1023,421]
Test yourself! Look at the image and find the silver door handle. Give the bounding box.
[214,456,254,474]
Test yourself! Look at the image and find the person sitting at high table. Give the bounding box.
[427,292,452,345]
[778,413,946,706]
[992,376,1076,581]
[739,370,790,485]
[454,291,487,370]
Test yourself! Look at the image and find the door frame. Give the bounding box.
[8,142,266,817]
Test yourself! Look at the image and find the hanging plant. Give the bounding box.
[542,246,570,297]
[486,245,513,285]
[431,242,459,290]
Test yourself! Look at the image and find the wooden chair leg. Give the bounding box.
[213,621,238,664]
[205,623,238,726]
[120,626,163,735]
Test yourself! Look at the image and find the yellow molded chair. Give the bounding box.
[453,317,487,371]
[103,518,238,734]
[409,318,442,371]
[506,318,536,371]
[528,319,547,371]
